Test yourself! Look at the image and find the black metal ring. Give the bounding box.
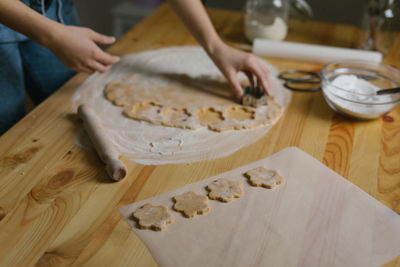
[284,81,321,92]
[278,69,321,82]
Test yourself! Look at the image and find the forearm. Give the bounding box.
[167,0,224,55]
[0,0,60,46]
[167,0,272,97]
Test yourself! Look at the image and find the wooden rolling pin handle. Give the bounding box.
[78,104,127,181]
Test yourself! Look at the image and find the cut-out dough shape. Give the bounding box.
[124,102,163,125]
[225,106,255,121]
[173,191,210,218]
[160,107,198,129]
[207,178,244,202]
[196,108,224,125]
[104,81,124,101]
[103,73,283,132]
[244,167,284,189]
[132,203,174,231]
[104,81,136,107]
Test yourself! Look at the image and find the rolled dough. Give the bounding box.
[72,46,291,165]
[103,71,282,132]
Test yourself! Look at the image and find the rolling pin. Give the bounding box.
[252,39,383,63]
[78,104,127,181]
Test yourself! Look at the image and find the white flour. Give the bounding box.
[245,16,288,41]
[72,46,290,165]
[323,74,396,119]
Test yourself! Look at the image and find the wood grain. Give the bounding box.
[0,4,399,267]
[323,115,355,178]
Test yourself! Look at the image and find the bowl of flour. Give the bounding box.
[321,61,400,120]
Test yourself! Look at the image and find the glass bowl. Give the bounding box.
[321,61,400,120]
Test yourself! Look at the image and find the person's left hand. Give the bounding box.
[208,43,272,100]
[45,24,120,73]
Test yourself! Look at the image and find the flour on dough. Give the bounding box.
[160,107,199,129]
[244,167,284,189]
[196,107,225,125]
[73,46,291,165]
[207,178,244,202]
[103,73,283,132]
[173,191,210,218]
[124,102,164,125]
[132,203,174,231]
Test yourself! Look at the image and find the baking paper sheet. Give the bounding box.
[120,147,400,267]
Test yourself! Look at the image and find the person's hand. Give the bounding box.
[46,24,120,73]
[209,42,272,99]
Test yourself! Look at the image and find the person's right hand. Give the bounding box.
[46,24,120,73]
[209,42,272,99]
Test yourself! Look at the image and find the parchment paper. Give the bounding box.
[119,147,400,267]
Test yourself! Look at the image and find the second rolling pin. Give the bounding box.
[78,104,127,181]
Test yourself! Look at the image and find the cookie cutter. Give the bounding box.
[241,86,268,108]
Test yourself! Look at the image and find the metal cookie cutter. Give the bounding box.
[241,86,268,108]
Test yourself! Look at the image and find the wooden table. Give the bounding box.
[1,4,399,267]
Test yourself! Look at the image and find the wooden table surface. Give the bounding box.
[1,4,399,267]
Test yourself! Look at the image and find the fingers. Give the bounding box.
[226,69,244,99]
[260,65,272,94]
[87,60,111,73]
[257,72,272,96]
[74,56,115,74]
[94,49,120,66]
[91,30,116,45]
[244,71,255,88]
[55,26,119,74]
[89,47,120,73]
[245,61,272,96]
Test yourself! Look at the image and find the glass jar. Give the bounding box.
[376,0,399,54]
[244,0,290,42]
[358,0,400,55]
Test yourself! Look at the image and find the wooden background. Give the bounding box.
[0,4,399,266]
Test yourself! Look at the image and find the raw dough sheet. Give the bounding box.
[120,147,400,267]
[72,46,291,165]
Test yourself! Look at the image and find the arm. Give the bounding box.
[0,0,119,73]
[167,0,271,98]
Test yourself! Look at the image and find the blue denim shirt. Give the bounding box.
[0,0,75,43]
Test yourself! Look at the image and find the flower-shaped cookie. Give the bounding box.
[244,167,284,189]
[173,191,210,218]
[132,203,174,231]
[207,178,244,202]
